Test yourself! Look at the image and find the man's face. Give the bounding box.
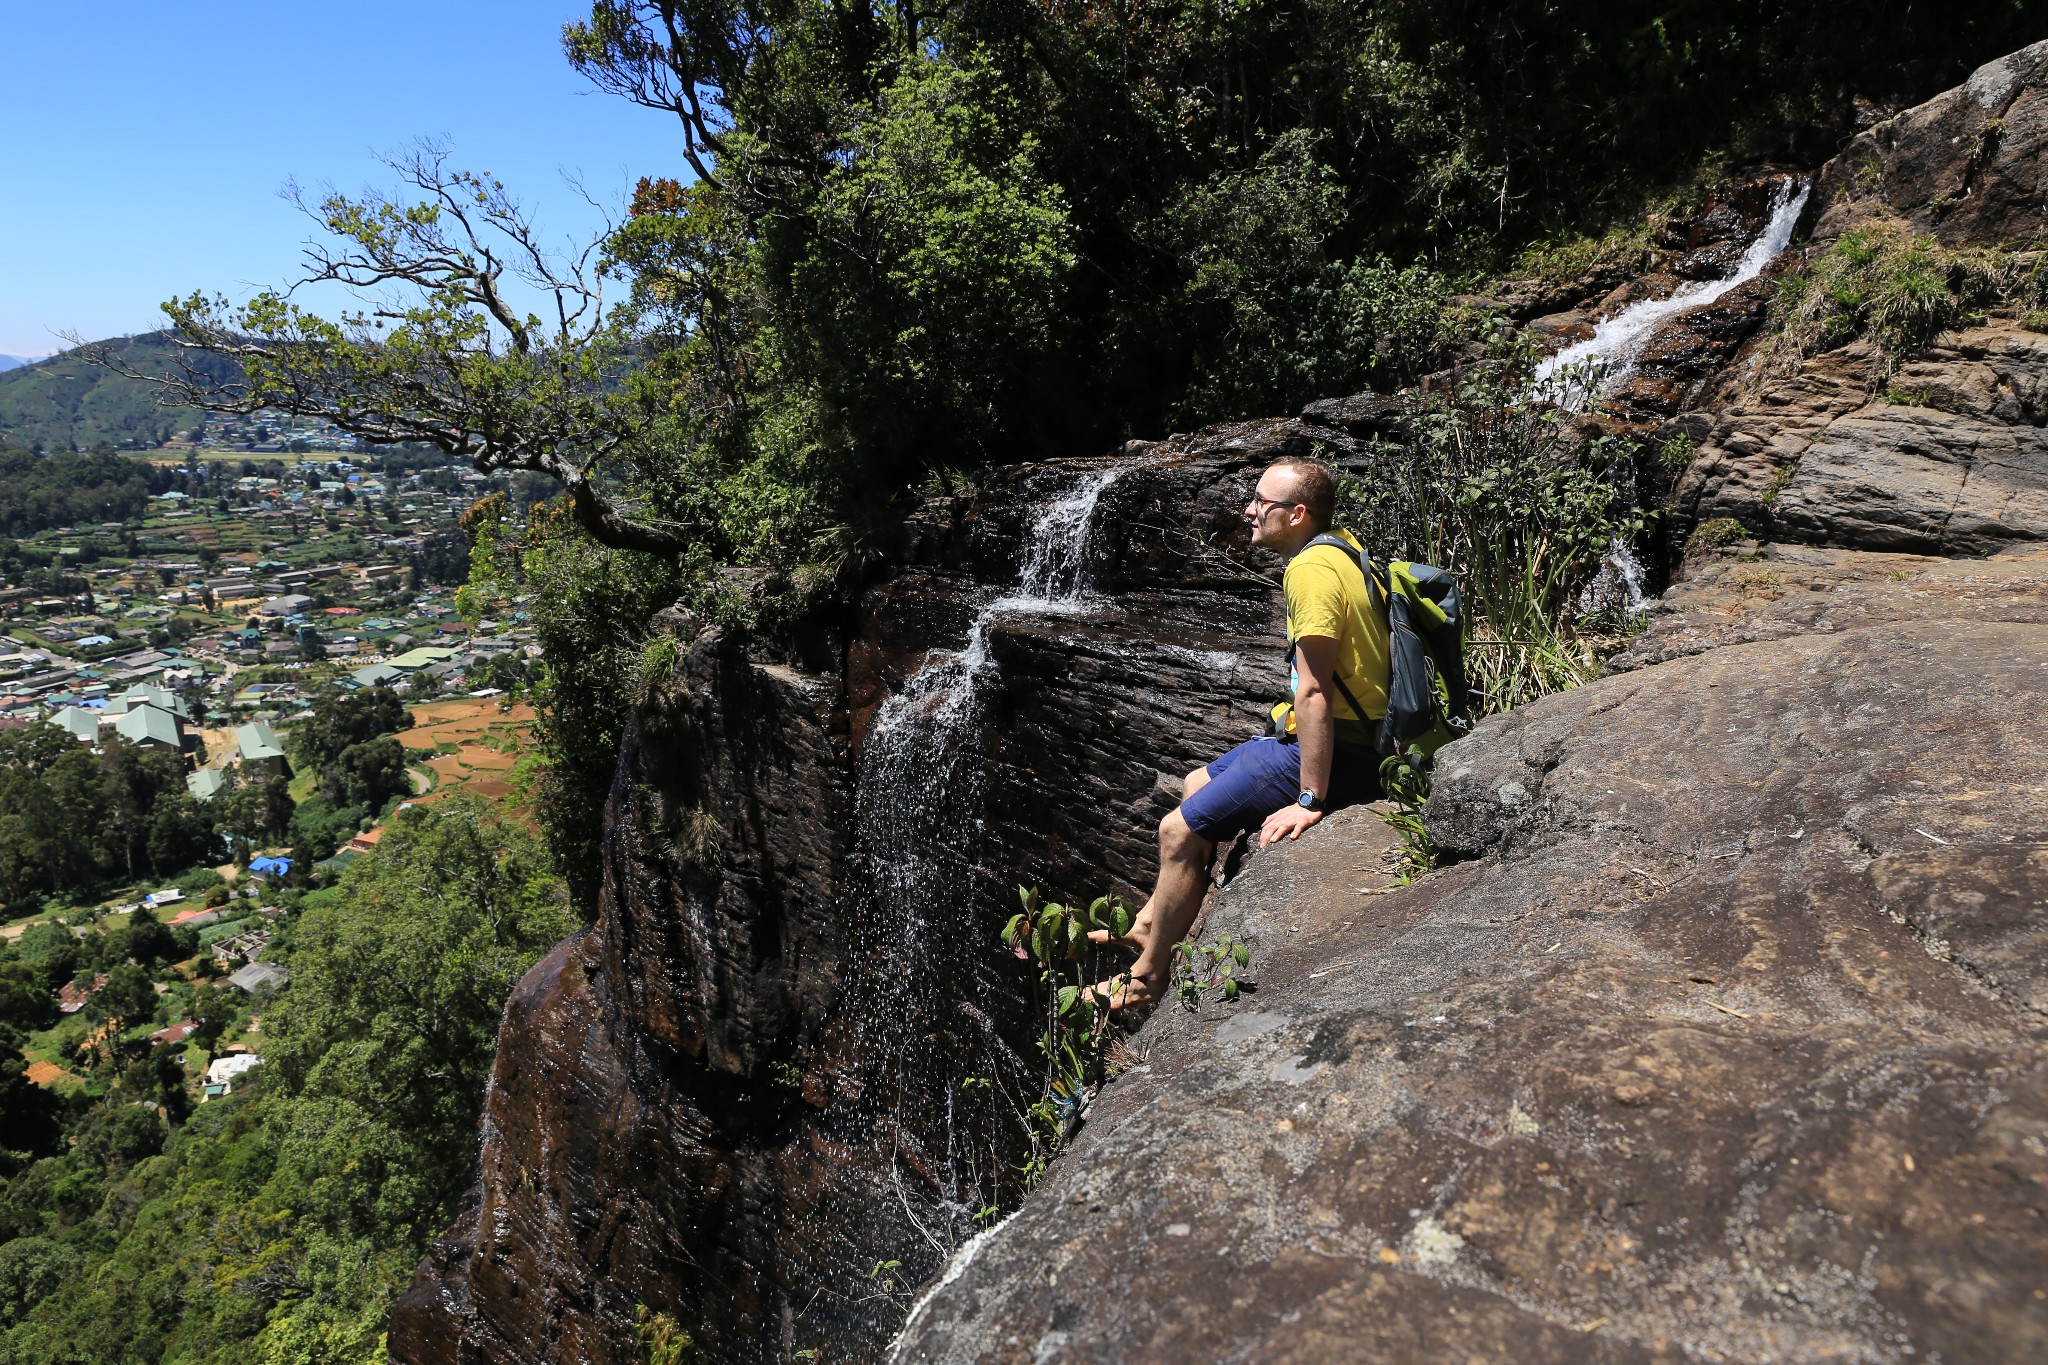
[1244,470,1302,547]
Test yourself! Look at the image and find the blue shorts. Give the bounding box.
[1178,736,1381,842]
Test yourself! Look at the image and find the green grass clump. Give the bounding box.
[1685,517,1753,556]
[1760,223,2005,382]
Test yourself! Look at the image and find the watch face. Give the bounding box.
[1298,790,1315,808]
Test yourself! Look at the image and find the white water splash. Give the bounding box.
[889,1210,1020,1353]
[1577,535,1649,618]
[1535,178,1810,400]
[1007,467,1125,607]
[849,463,1128,1211]
[864,466,1125,766]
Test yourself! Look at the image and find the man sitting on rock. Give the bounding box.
[1089,456,1389,1009]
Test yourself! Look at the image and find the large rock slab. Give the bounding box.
[1813,39,2048,249]
[1611,541,2048,672]
[1674,324,2048,556]
[892,553,2048,1364]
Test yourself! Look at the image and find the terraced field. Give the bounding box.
[398,698,536,807]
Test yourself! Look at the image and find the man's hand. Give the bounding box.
[1259,803,1324,847]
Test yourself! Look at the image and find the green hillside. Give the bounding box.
[0,333,236,452]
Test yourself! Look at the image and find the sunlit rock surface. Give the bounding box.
[893,546,2048,1365]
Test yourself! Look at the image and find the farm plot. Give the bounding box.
[399,698,536,808]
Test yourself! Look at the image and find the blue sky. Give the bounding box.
[0,2,681,357]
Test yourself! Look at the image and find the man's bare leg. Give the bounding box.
[1088,768,1215,1009]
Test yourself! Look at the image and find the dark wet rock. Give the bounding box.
[389,625,878,1364]
[893,562,2048,1365]
[1661,175,1804,254]
[1299,390,1405,439]
[1606,273,1786,419]
[1813,39,2048,248]
[1526,310,1597,349]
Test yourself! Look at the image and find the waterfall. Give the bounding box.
[1535,177,1810,398]
[1577,535,1648,619]
[844,464,1125,1227]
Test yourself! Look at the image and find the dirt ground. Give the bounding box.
[400,699,537,809]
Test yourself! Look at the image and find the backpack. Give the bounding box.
[1291,532,1472,759]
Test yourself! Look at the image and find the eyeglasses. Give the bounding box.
[1247,492,1299,516]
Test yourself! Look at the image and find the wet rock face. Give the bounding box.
[393,415,1390,1363]
[893,548,2048,1365]
[390,625,875,1364]
[853,415,1396,905]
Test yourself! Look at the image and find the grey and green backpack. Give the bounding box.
[1288,532,1472,758]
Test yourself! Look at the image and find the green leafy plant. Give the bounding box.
[1171,934,1252,1010]
[1376,747,1437,884]
[1002,887,1134,1186]
[1657,431,1699,470]
[1340,336,1654,714]
[634,1304,703,1365]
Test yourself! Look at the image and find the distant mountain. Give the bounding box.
[0,333,238,452]
[0,354,43,372]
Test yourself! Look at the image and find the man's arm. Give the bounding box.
[1261,634,1338,846]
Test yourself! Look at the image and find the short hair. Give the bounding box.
[1270,457,1335,529]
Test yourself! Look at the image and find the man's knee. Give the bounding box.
[1181,765,1210,800]
[1159,807,1210,860]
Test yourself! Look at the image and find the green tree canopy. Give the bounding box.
[0,796,575,1363]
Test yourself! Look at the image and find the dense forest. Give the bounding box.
[10,2,2042,1361]
[0,799,572,1365]
[0,689,417,911]
[0,449,177,536]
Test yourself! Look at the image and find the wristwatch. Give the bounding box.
[1296,789,1325,812]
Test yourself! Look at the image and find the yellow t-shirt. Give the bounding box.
[1272,530,1390,746]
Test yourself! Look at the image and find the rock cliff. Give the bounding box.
[392,427,1399,1362]
[893,542,2048,1362]
[894,42,2048,1365]
[396,42,2048,1365]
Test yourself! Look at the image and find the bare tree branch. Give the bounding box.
[79,149,697,557]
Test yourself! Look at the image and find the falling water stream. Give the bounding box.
[843,465,1126,1251]
[1534,177,1811,399]
[1528,178,1808,622]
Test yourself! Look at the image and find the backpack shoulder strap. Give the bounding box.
[1288,531,1385,732]
[1297,532,1386,615]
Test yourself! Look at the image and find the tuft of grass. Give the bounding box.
[1759,463,1798,509]
[1758,223,2006,383]
[1685,517,1753,555]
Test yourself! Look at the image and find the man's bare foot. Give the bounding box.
[1082,970,1163,1012]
